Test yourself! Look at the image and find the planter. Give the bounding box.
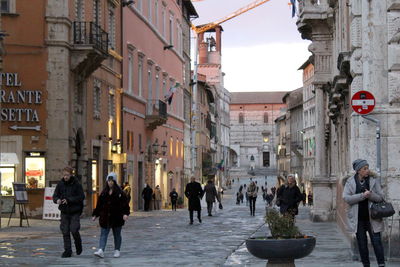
[246,236,316,267]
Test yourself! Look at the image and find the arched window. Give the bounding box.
[239,113,244,123]
[264,112,268,123]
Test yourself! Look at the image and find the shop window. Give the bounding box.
[0,166,15,195]
[25,153,45,189]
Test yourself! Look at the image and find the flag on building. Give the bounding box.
[164,82,180,105]
[290,0,296,17]
[217,159,224,171]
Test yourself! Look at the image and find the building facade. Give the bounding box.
[122,0,197,210]
[229,92,287,179]
[0,0,122,216]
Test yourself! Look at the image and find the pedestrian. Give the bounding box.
[122,182,131,204]
[220,187,224,199]
[153,185,162,210]
[276,175,303,219]
[245,191,248,205]
[236,191,241,205]
[184,176,204,224]
[142,183,153,211]
[53,166,85,258]
[204,179,220,216]
[302,190,307,206]
[169,188,178,211]
[343,159,385,267]
[247,181,258,216]
[92,172,130,258]
[308,192,313,206]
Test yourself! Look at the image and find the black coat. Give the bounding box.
[142,186,153,201]
[185,181,204,211]
[169,191,178,202]
[53,176,85,215]
[92,187,130,228]
[277,185,303,215]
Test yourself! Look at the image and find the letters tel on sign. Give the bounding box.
[351,90,376,115]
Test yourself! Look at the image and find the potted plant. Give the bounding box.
[246,209,316,267]
[177,196,184,209]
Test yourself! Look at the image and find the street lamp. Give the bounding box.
[152,139,159,155]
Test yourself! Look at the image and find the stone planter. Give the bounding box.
[246,236,316,267]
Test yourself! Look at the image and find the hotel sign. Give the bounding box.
[0,73,43,126]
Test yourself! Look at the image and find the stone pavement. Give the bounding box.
[0,177,398,266]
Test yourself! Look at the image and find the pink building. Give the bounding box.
[122,0,197,210]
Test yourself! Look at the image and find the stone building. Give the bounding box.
[275,114,289,182]
[122,0,197,210]
[229,92,287,179]
[0,0,122,216]
[297,0,400,256]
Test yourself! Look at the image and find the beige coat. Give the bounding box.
[154,188,162,201]
[342,174,384,234]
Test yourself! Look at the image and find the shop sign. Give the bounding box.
[12,183,28,204]
[0,72,43,128]
[42,187,61,220]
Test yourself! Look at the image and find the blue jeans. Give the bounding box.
[356,220,385,267]
[99,226,122,251]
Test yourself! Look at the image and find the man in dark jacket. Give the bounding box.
[53,166,85,258]
[169,188,178,211]
[204,179,219,216]
[185,176,204,224]
[141,184,153,211]
[276,175,303,219]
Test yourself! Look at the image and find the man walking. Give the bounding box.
[185,176,204,224]
[276,175,303,219]
[142,184,153,211]
[53,166,85,258]
[204,179,219,216]
[169,188,178,211]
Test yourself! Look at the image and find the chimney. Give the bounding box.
[199,42,208,64]
[215,26,222,53]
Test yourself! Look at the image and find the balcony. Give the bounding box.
[71,21,109,78]
[145,100,167,130]
[297,0,332,40]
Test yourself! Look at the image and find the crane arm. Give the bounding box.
[193,0,272,34]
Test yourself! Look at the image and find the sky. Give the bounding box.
[191,0,311,92]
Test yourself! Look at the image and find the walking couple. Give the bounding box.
[53,167,130,259]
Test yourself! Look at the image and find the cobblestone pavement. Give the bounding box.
[0,177,398,266]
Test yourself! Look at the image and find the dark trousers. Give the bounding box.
[60,213,82,252]
[189,210,201,222]
[171,200,177,211]
[206,201,213,215]
[144,199,150,211]
[249,196,257,215]
[356,220,385,267]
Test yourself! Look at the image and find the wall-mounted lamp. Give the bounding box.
[161,140,167,156]
[111,140,121,154]
[152,138,160,155]
[163,45,174,50]
[122,0,135,7]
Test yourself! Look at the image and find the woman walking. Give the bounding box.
[343,159,385,267]
[92,172,130,258]
[247,181,258,216]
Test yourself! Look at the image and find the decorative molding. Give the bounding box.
[108,49,123,61]
[123,107,145,119]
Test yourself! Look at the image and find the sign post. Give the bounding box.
[351,91,381,177]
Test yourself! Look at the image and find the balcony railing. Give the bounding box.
[145,99,167,130]
[73,21,108,54]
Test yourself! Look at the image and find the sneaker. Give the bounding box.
[94,249,104,258]
[61,250,72,258]
[113,250,120,258]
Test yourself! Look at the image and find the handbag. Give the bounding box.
[370,200,395,219]
[218,202,223,210]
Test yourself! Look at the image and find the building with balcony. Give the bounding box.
[229,92,287,179]
[122,0,197,210]
[0,0,122,216]
[296,0,400,257]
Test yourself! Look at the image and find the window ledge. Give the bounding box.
[1,12,19,17]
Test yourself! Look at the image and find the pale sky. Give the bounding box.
[192,0,311,92]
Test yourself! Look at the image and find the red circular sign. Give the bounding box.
[351,90,375,115]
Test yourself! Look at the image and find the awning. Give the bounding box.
[0,153,20,165]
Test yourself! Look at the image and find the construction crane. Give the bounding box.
[191,0,272,34]
[190,0,273,175]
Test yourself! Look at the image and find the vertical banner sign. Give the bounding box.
[351,90,376,115]
[42,187,61,220]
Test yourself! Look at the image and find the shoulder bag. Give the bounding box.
[370,200,395,219]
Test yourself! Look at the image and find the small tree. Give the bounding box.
[265,209,302,239]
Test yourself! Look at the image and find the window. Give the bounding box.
[108,7,116,50]
[264,112,268,123]
[128,52,134,94]
[139,134,142,151]
[162,5,166,37]
[238,113,244,123]
[1,0,10,13]
[180,140,183,158]
[127,131,134,151]
[109,89,115,118]
[94,84,101,118]
[155,0,159,28]
[138,56,143,97]
[177,23,182,55]
[155,71,160,101]
[137,0,142,12]
[148,0,152,22]
[176,138,179,158]
[76,0,84,21]
[148,65,153,100]
[93,0,101,25]
[25,154,46,189]
[0,166,15,195]
[169,14,174,45]
[170,137,173,156]
[162,77,167,99]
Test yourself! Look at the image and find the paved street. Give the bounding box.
[0,178,399,266]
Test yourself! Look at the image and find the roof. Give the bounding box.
[230,91,289,104]
[298,55,314,70]
[183,0,198,18]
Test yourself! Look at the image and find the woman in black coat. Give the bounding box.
[185,176,204,224]
[92,172,130,258]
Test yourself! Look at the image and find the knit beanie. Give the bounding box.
[352,159,368,172]
[106,172,117,183]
